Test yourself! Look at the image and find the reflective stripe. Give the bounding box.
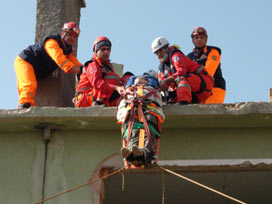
[177,83,191,91]
[60,60,69,68]
[195,65,205,74]
[78,86,91,91]
[104,75,120,80]
[101,67,107,72]
[75,86,92,96]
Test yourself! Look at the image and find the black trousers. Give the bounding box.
[123,110,160,163]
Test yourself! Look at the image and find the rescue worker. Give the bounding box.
[117,73,165,166]
[187,27,226,104]
[74,36,126,107]
[14,22,82,109]
[151,37,214,105]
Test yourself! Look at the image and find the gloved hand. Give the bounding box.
[69,66,81,74]
[167,91,177,100]
[115,86,126,96]
[166,90,177,104]
[77,66,83,81]
[92,100,106,107]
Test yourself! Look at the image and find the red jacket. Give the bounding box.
[158,46,203,79]
[76,55,121,100]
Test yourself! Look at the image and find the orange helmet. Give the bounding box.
[191,27,208,38]
[93,36,112,52]
[62,22,80,37]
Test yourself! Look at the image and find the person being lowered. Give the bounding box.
[117,71,165,166]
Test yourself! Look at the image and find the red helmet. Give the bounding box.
[93,36,112,52]
[62,22,80,37]
[191,27,208,38]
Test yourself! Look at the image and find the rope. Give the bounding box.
[158,166,247,204]
[32,164,247,204]
[162,172,165,204]
[121,171,125,191]
[33,168,124,204]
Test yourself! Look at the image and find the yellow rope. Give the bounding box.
[33,168,124,204]
[158,166,247,204]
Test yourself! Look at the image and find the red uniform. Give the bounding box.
[158,46,214,103]
[74,55,121,107]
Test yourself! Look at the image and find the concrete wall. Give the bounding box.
[1,103,272,203]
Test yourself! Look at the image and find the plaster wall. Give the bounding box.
[1,103,272,203]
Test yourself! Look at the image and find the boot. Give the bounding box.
[17,103,31,109]
[120,147,132,159]
[132,145,143,156]
[179,101,190,105]
[131,146,146,166]
[92,101,106,107]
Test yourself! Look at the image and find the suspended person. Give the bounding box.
[14,22,82,109]
[117,73,165,166]
[187,27,226,104]
[151,37,214,105]
[74,36,127,107]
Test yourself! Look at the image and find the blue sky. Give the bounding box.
[1,0,272,109]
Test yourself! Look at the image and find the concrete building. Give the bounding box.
[1,103,272,204]
[3,0,272,203]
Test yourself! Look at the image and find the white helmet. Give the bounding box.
[151,37,169,53]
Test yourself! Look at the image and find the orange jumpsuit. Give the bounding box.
[14,34,82,106]
[187,46,226,104]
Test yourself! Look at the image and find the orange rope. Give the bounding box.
[33,168,124,204]
[158,166,247,204]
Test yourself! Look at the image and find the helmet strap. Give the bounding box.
[61,32,72,48]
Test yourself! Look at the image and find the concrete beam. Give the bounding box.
[35,0,84,107]
[1,102,272,132]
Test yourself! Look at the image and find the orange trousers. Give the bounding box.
[203,87,226,104]
[14,56,37,106]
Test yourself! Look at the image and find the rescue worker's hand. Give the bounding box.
[125,89,134,96]
[160,76,175,91]
[159,80,168,91]
[115,86,126,96]
[69,66,81,74]
[76,66,83,81]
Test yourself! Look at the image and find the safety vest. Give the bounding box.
[19,35,73,79]
[187,46,226,90]
[84,59,120,83]
[75,59,121,96]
